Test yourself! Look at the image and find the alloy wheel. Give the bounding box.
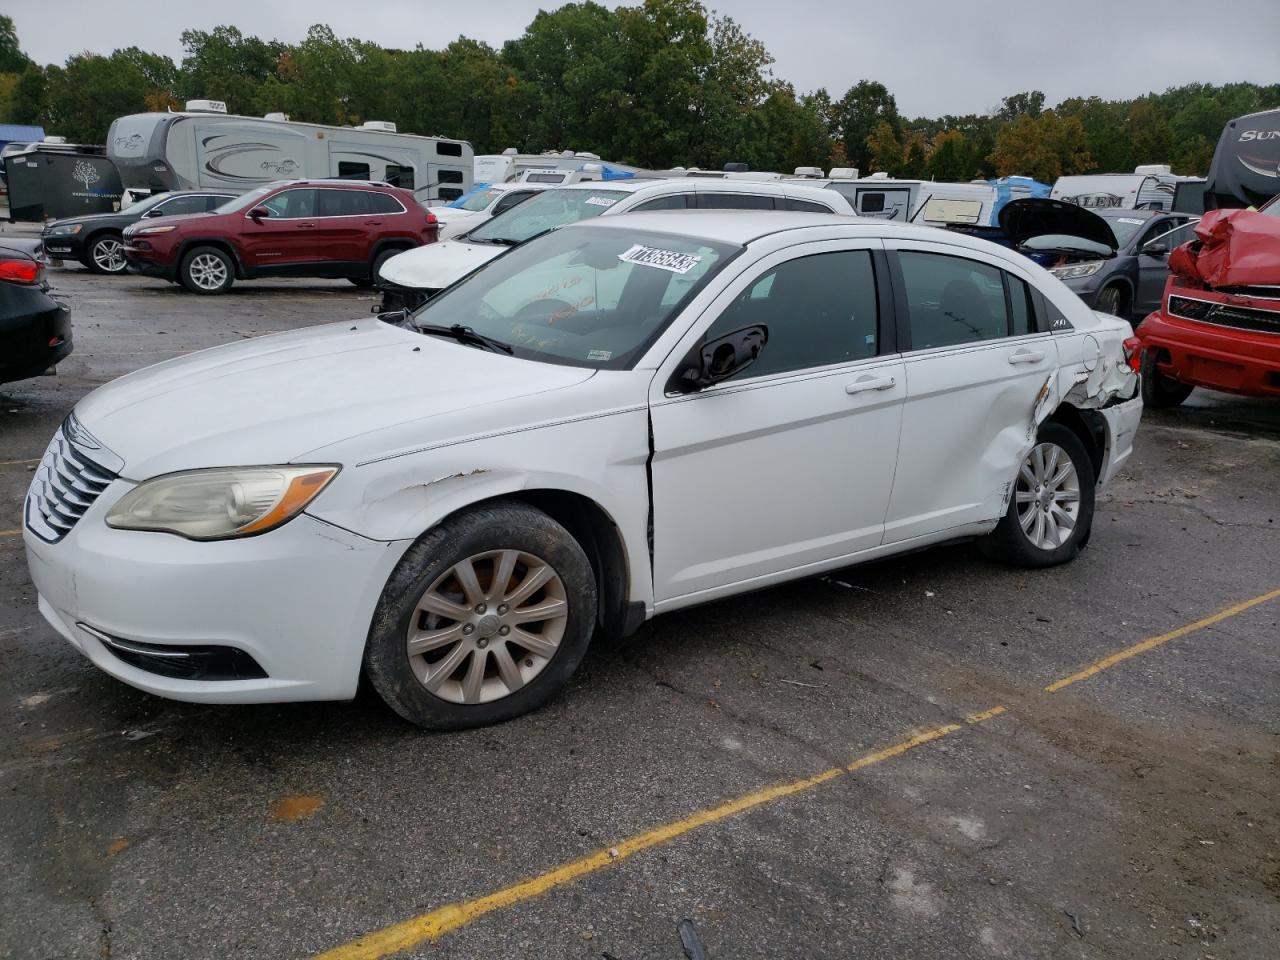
[92,237,126,273]
[406,549,569,705]
[188,253,228,290]
[1015,441,1081,550]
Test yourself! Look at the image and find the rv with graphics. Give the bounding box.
[1204,108,1280,209]
[107,101,473,206]
[1050,166,1191,212]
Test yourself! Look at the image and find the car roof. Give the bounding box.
[556,209,950,246]
[549,178,830,197]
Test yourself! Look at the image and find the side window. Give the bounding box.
[1139,220,1173,249]
[703,250,879,381]
[317,189,371,217]
[860,192,886,213]
[262,188,317,219]
[367,192,404,215]
[898,251,1010,349]
[785,197,834,213]
[436,142,463,157]
[386,165,415,190]
[1008,274,1035,336]
[1155,220,1197,249]
[700,192,777,210]
[337,161,370,180]
[153,195,208,216]
[491,190,533,215]
[633,194,690,212]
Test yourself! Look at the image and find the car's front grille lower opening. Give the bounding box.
[25,429,118,543]
[1168,295,1280,336]
[78,623,269,681]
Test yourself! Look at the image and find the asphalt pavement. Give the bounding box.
[1,264,1277,960]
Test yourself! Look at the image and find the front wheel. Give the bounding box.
[1140,349,1193,408]
[86,233,127,274]
[364,502,597,730]
[1095,284,1124,317]
[980,422,1096,568]
[179,246,235,294]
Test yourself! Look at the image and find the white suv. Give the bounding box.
[377,177,857,309]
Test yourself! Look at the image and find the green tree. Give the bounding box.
[926,130,974,181]
[179,26,285,116]
[990,110,1093,182]
[836,80,900,171]
[0,15,30,74]
[996,90,1044,122]
[45,48,177,142]
[866,118,904,175]
[6,63,47,125]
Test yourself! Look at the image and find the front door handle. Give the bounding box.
[364,220,384,226]
[1007,349,1045,365]
[298,222,317,229]
[845,375,896,395]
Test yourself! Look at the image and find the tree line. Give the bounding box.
[1,3,1277,182]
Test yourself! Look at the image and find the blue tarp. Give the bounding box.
[599,165,636,181]
[0,124,45,146]
[988,176,1051,220]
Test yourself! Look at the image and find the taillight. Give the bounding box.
[0,258,42,285]
[425,210,438,224]
[1122,336,1143,372]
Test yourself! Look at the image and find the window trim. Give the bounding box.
[693,192,780,211]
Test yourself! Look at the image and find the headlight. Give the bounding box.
[47,224,83,236]
[106,466,339,540]
[1049,261,1104,280]
[134,224,177,236]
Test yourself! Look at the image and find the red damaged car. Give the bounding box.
[1132,201,1280,406]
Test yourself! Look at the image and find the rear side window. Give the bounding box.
[367,192,405,215]
[262,188,317,218]
[154,195,209,216]
[703,250,880,380]
[633,194,690,212]
[700,193,777,210]
[898,251,1012,349]
[317,189,371,217]
[785,197,835,213]
[1008,275,1035,336]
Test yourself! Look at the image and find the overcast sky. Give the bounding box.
[9,0,1280,117]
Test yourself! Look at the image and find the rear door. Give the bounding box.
[881,240,1058,543]
[315,188,373,269]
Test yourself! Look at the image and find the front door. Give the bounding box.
[649,242,905,608]
[240,187,319,270]
[882,241,1059,544]
[1135,218,1193,315]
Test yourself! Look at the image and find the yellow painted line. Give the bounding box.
[310,717,988,960]
[1045,587,1280,693]
[0,459,39,466]
[1,528,21,538]
[965,705,1007,724]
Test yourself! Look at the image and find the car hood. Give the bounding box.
[44,210,130,232]
[74,317,595,478]
[122,211,213,235]
[998,198,1118,252]
[378,238,504,291]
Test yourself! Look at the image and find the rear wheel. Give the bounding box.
[1140,349,1193,408]
[179,246,234,294]
[364,502,597,730]
[980,422,1096,568]
[86,233,126,274]
[351,247,402,289]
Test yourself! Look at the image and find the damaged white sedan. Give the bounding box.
[24,212,1142,729]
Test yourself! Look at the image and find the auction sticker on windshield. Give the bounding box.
[618,244,703,274]
[584,196,617,207]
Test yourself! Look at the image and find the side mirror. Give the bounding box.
[1141,241,1169,257]
[670,325,769,392]
[248,206,271,220]
[144,208,165,217]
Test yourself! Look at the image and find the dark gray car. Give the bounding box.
[1001,199,1198,321]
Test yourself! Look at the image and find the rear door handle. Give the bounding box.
[1007,349,1045,365]
[845,375,896,395]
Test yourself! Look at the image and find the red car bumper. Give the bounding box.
[1135,292,1280,398]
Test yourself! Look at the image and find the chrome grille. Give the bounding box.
[25,425,120,543]
[1168,295,1280,336]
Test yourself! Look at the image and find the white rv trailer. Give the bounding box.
[107,101,473,205]
[1050,166,1189,211]
[472,149,642,185]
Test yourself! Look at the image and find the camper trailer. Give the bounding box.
[107,101,473,205]
[5,139,124,222]
[473,149,642,185]
[1050,167,1187,212]
[1203,109,1280,210]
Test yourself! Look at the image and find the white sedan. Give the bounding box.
[24,213,1142,729]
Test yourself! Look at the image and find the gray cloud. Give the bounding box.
[11,0,1280,117]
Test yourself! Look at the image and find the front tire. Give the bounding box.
[179,246,235,294]
[85,232,127,274]
[364,502,597,730]
[981,422,1096,568]
[1095,284,1125,317]
[1140,349,1193,408]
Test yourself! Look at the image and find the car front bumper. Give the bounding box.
[41,234,85,262]
[24,487,412,703]
[1137,309,1280,397]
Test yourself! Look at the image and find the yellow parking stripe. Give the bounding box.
[0,459,39,466]
[1,528,21,538]
[1045,587,1280,693]
[311,587,1280,960]
[310,719,978,960]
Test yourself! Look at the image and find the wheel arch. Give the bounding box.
[1045,402,1105,484]
[81,227,123,265]
[1096,275,1133,314]
[177,238,246,279]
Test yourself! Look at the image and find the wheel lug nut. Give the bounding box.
[497,604,508,615]
[477,637,488,648]
[475,603,487,614]
[462,624,475,635]
[499,625,510,636]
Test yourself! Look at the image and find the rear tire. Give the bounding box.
[1140,349,1193,408]
[179,246,234,294]
[85,232,127,274]
[980,422,1096,568]
[364,502,597,730]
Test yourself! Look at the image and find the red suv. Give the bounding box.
[122,180,437,294]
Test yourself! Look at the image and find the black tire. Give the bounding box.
[1095,284,1124,317]
[364,502,597,730]
[179,245,235,294]
[1140,348,1193,408]
[980,422,1096,569]
[349,247,402,289]
[84,232,127,274]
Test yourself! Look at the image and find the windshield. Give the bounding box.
[467,189,629,245]
[213,186,273,215]
[1103,216,1147,248]
[406,225,737,369]
[127,192,174,214]
[454,187,503,212]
